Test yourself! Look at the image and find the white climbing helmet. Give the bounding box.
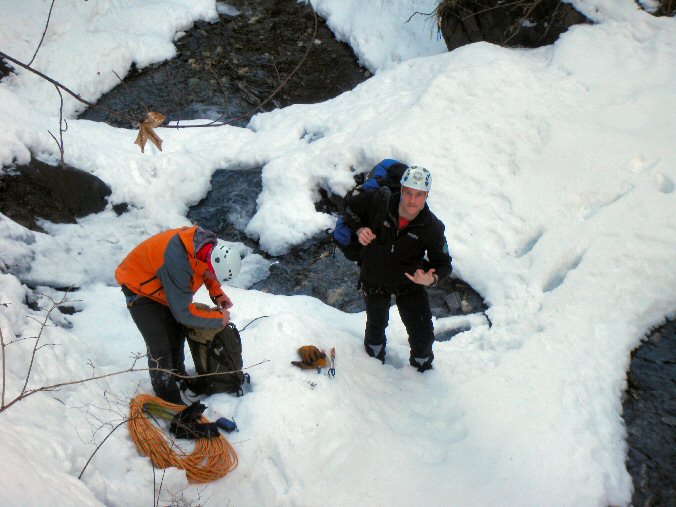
[400,165,432,193]
[210,241,241,283]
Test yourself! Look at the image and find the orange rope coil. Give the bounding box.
[128,393,238,482]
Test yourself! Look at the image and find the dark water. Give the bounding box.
[623,321,676,507]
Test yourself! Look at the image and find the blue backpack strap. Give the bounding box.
[362,159,399,191]
[370,186,392,234]
[333,216,353,246]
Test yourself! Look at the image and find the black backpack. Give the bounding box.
[333,159,408,261]
[183,322,250,397]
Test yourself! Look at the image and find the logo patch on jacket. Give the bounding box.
[407,232,419,240]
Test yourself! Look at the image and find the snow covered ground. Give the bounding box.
[0,0,675,505]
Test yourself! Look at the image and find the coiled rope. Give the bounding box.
[128,394,238,482]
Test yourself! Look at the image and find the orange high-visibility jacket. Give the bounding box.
[116,226,225,329]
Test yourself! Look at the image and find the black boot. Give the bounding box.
[364,341,386,363]
[409,354,433,372]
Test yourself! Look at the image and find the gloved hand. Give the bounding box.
[292,345,327,369]
[187,422,220,439]
[170,402,220,439]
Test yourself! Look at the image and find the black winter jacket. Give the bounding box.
[344,188,452,290]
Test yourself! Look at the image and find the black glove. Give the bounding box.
[170,402,219,439]
[188,422,220,439]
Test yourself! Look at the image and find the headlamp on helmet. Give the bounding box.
[400,166,431,193]
[210,241,241,283]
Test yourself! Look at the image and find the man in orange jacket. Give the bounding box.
[116,225,240,404]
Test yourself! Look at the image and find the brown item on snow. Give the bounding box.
[291,345,327,369]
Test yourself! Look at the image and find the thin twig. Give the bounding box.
[0,4,319,133]
[536,0,561,45]
[405,10,435,23]
[19,288,70,398]
[156,468,167,507]
[205,61,232,120]
[1,328,6,408]
[504,0,542,44]
[0,50,138,124]
[28,0,56,67]
[273,63,282,86]
[461,1,525,21]
[47,84,66,167]
[78,418,129,479]
[239,315,269,332]
[152,463,158,507]
[165,65,182,127]
[26,315,55,327]
[165,4,320,129]
[112,69,148,116]
[0,359,269,413]
[5,336,38,345]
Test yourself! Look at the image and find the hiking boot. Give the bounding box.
[364,342,386,363]
[409,355,433,372]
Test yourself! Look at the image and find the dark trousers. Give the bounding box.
[364,286,434,359]
[122,287,185,405]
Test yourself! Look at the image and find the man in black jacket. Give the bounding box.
[343,165,451,371]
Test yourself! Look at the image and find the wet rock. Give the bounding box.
[0,159,111,232]
[645,1,676,16]
[0,58,11,79]
[437,0,589,52]
[444,291,463,312]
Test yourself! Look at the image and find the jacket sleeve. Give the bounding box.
[204,275,225,301]
[157,236,223,329]
[425,220,452,282]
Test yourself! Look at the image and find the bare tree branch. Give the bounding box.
[78,417,128,479]
[405,10,435,23]
[28,0,56,67]
[1,328,6,408]
[47,84,66,167]
[0,50,138,125]
[19,288,71,398]
[0,358,269,413]
[112,69,149,117]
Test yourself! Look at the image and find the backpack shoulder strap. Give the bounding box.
[370,186,392,233]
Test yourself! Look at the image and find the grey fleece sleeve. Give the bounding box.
[157,234,222,329]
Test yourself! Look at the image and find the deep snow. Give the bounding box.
[0,0,675,506]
